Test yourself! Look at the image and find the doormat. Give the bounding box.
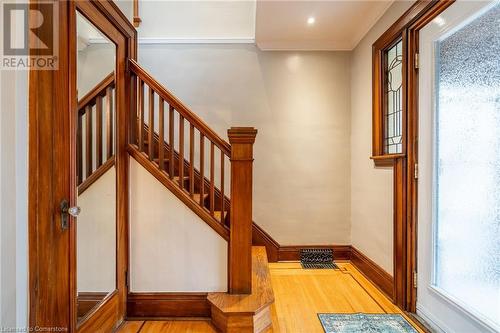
[318,313,418,333]
[300,248,338,269]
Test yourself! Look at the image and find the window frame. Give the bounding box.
[372,29,408,166]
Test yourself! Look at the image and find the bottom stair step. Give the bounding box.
[207,247,274,333]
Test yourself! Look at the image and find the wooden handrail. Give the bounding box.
[78,72,115,113]
[77,72,116,187]
[128,59,231,156]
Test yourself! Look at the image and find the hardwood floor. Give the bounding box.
[117,262,423,333]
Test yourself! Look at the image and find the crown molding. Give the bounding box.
[88,37,255,45]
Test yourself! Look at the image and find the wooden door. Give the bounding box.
[28,1,136,331]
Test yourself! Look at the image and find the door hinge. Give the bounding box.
[414,163,419,180]
[414,53,420,69]
[413,271,418,288]
[125,270,129,288]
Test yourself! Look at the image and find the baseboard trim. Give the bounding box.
[252,224,351,262]
[350,246,394,299]
[252,226,394,302]
[252,223,280,262]
[278,245,352,261]
[77,292,108,318]
[127,292,211,318]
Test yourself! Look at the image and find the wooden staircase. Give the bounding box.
[76,60,274,331]
[126,60,274,331]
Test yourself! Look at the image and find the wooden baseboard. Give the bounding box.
[350,246,394,299]
[127,292,211,318]
[278,245,352,261]
[252,223,279,262]
[77,292,108,318]
[252,224,351,262]
[251,226,394,301]
[78,291,120,333]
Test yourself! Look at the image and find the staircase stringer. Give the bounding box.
[128,144,230,241]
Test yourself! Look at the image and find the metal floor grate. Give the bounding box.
[300,248,338,269]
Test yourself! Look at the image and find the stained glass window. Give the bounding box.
[384,40,403,154]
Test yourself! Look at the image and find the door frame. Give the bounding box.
[371,0,456,313]
[405,0,455,313]
[408,2,500,330]
[28,1,136,331]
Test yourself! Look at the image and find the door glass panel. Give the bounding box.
[434,2,500,327]
[76,11,117,322]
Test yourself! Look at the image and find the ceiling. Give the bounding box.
[110,0,395,51]
[255,1,394,50]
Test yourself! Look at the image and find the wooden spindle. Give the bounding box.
[220,151,225,222]
[179,115,184,188]
[210,142,215,215]
[130,76,137,146]
[189,124,195,196]
[199,134,205,206]
[85,105,93,177]
[138,79,144,151]
[106,86,113,158]
[96,96,103,167]
[77,115,82,184]
[133,0,141,27]
[148,87,154,160]
[158,98,164,170]
[169,105,174,178]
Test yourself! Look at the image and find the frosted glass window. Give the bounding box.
[384,40,403,154]
[434,3,500,327]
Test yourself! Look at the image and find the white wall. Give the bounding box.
[129,159,227,292]
[77,40,115,99]
[114,0,133,23]
[77,168,116,293]
[0,66,28,329]
[350,0,414,275]
[138,45,352,245]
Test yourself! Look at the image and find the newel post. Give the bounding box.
[228,127,257,294]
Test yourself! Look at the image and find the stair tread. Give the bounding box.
[192,193,209,202]
[207,247,274,314]
[213,211,228,221]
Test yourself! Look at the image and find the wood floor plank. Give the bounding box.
[120,262,423,333]
[140,320,217,333]
[269,262,385,332]
[115,321,144,333]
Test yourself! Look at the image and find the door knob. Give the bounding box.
[68,206,81,217]
[60,199,81,230]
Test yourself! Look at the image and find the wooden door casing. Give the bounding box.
[29,1,136,332]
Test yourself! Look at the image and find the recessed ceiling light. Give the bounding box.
[307,17,315,25]
[434,16,446,27]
